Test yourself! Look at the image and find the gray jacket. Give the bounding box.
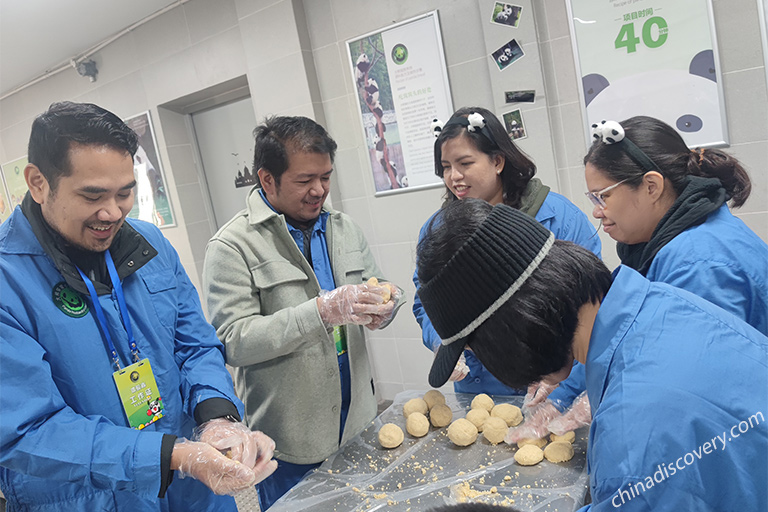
[202,188,381,464]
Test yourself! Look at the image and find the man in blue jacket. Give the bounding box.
[0,102,277,511]
[417,199,767,511]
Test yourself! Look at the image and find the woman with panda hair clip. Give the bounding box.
[412,106,601,395]
[510,115,768,443]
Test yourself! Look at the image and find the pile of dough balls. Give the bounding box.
[378,390,453,448]
[513,430,577,466]
[450,393,515,447]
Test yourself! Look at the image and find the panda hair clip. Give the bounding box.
[432,112,497,147]
[431,118,444,138]
[591,119,661,173]
[591,120,625,144]
[466,112,486,133]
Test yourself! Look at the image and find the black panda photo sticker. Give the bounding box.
[52,282,89,318]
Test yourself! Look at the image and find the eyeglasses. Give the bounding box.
[585,179,629,209]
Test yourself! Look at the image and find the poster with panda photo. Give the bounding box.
[347,11,453,196]
[491,2,523,28]
[124,112,175,228]
[567,0,728,147]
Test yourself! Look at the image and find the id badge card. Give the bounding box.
[113,358,164,430]
[333,325,347,356]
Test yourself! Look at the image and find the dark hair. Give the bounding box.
[417,199,612,389]
[435,106,536,209]
[584,115,751,207]
[27,102,139,192]
[428,504,521,512]
[252,115,337,187]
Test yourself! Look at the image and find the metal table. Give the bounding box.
[271,390,589,511]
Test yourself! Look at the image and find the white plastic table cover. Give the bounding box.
[270,389,590,511]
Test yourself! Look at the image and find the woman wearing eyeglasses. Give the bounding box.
[584,116,766,332]
[412,106,601,395]
[509,115,768,442]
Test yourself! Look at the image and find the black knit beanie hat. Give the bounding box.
[419,203,554,388]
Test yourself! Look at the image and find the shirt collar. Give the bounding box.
[256,188,327,234]
[585,265,650,412]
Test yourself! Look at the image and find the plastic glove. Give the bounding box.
[548,391,591,435]
[172,439,264,495]
[195,418,276,472]
[504,401,561,444]
[449,352,470,382]
[317,284,392,327]
[523,380,560,410]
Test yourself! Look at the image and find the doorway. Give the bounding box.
[191,96,258,229]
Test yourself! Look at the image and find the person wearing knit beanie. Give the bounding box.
[416,198,768,512]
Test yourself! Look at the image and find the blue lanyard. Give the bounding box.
[76,249,139,370]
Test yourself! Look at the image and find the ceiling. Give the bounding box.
[0,0,180,97]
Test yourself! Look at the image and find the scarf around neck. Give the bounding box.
[617,175,726,275]
[518,178,550,218]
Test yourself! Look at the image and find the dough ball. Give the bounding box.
[515,444,544,466]
[367,276,391,301]
[470,393,495,412]
[491,403,523,427]
[517,437,548,449]
[544,441,575,463]
[447,418,478,447]
[423,389,446,410]
[403,398,429,418]
[465,408,490,432]
[406,412,430,438]
[429,404,453,427]
[378,423,404,448]
[550,431,576,444]
[482,416,508,445]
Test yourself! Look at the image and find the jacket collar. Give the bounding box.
[585,266,649,413]
[17,192,157,296]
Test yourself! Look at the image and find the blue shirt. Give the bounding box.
[580,266,768,511]
[258,189,335,290]
[412,191,602,394]
[550,203,768,410]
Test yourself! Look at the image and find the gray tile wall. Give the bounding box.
[1,0,765,400]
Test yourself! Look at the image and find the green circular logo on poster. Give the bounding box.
[392,44,408,65]
[52,281,89,318]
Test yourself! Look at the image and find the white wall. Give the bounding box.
[1,0,766,401]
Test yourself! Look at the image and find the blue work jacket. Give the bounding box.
[0,209,242,511]
[412,191,602,394]
[550,203,768,410]
[580,266,768,511]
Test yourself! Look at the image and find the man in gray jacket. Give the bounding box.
[203,116,402,510]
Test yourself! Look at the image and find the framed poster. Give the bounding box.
[124,111,175,228]
[347,11,453,196]
[567,0,728,148]
[0,156,29,224]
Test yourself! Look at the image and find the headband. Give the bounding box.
[431,112,498,148]
[591,120,661,173]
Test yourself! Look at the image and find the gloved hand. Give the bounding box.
[449,352,470,382]
[504,401,561,444]
[548,391,591,435]
[195,418,276,473]
[523,380,559,410]
[317,283,392,328]
[362,281,400,330]
[172,439,267,495]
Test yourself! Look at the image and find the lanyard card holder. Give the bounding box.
[113,358,164,430]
